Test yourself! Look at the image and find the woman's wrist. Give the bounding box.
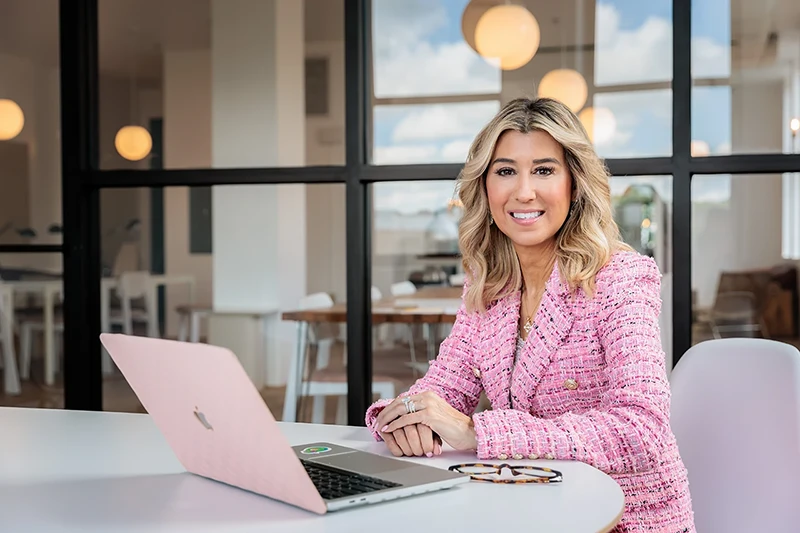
[464,417,478,450]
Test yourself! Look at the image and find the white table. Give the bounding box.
[0,407,625,532]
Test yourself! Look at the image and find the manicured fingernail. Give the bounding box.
[426,452,433,457]
[381,425,389,432]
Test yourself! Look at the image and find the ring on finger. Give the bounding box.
[401,396,417,414]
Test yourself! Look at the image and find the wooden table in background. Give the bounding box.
[281,286,462,325]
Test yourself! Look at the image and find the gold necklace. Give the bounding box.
[521,289,538,336]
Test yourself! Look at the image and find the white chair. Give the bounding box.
[0,281,21,395]
[176,303,211,343]
[283,292,396,424]
[390,281,428,376]
[371,286,392,348]
[109,271,159,337]
[449,273,465,286]
[19,288,65,386]
[670,338,800,532]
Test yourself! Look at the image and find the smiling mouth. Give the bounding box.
[510,211,544,220]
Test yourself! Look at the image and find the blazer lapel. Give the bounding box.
[476,289,520,410]
[509,265,575,413]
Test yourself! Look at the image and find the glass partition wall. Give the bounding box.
[19,0,799,423]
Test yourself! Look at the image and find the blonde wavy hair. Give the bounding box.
[456,97,631,313]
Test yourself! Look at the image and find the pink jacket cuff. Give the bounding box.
[473,410,549,460]
[364,397,396,441]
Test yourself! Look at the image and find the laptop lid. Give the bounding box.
[99,333,327,514]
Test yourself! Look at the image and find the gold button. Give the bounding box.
[498,453,508,460]
[544,453,555,460]
[564,378,578,390]
[473,367,481,379]
[528,453,539,460]
[513,453,523,460]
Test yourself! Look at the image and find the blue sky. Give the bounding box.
[371,0,734,211]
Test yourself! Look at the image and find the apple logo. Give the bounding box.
[193,407,214,430]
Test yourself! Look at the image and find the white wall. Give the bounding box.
[305,40,347,303]
[162,49,213,337]
[0,53,61,271]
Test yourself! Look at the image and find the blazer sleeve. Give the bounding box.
[365,284,484,440]
[472,256,672,474]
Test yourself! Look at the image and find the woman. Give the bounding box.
[367,97,695,532]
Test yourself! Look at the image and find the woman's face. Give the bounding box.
[485,130,574,254]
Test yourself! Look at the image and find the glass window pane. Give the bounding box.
[99,185,348,424]
[371,181,462,394]
[373,101,500,164]
[370,0,674,163]
[0,253,63,408]
[692,174,800,349]
[97,0,345,169]
[0,1,61,245]
[593,90,673,158]
[371,175,674,378]
[691,0,800,155]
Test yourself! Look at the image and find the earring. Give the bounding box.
[489,214,494,225]
[569,202,576,217]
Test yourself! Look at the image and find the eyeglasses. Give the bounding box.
[448,463,563,484]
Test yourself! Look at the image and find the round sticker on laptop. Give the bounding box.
[301,446,332,455]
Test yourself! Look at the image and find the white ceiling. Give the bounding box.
[0,0,343,80]
[0,0,797,81]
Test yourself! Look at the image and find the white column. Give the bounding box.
[210,0,306,388]
[163,49,214,339]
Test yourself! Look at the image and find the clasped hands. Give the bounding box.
[374,390,477,458]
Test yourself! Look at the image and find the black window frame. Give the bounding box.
[39,0,800,422]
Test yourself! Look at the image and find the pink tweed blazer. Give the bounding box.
[366,251,695,532]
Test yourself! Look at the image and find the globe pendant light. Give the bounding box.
[474,4,540,70]
[538,69,588,112]
[578,107,616,145]
[115,33,152,162]
[0,99,25,141]
[115,125,153,161]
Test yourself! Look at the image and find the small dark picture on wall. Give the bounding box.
[189,186,212,254]
[305,57,329,116]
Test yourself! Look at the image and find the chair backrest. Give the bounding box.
[0,281,8,327]
[299,292,334,311]
[298,292,336,343]
[449,273,465,287]
[390,281,417,297]
[670,338,800,533]
[118,271,152,299]
[371,286,382,301]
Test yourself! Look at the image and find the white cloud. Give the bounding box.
[371,0,501,97]
[714,141,731,155]
[692,36,730,79]
[595,4,672,85]
[593,89,671,157]
[391,101,499,142]
[595,3,730,86]
[692,175,731,203]
[373,101,499,165]
[373,140,475,165]
[441,139,473,161]
[373,145,439,165]
[374,181,458,215]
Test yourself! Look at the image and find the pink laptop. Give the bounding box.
[99,333,469,514]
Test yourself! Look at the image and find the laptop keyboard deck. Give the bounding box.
[301,460,401,500]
